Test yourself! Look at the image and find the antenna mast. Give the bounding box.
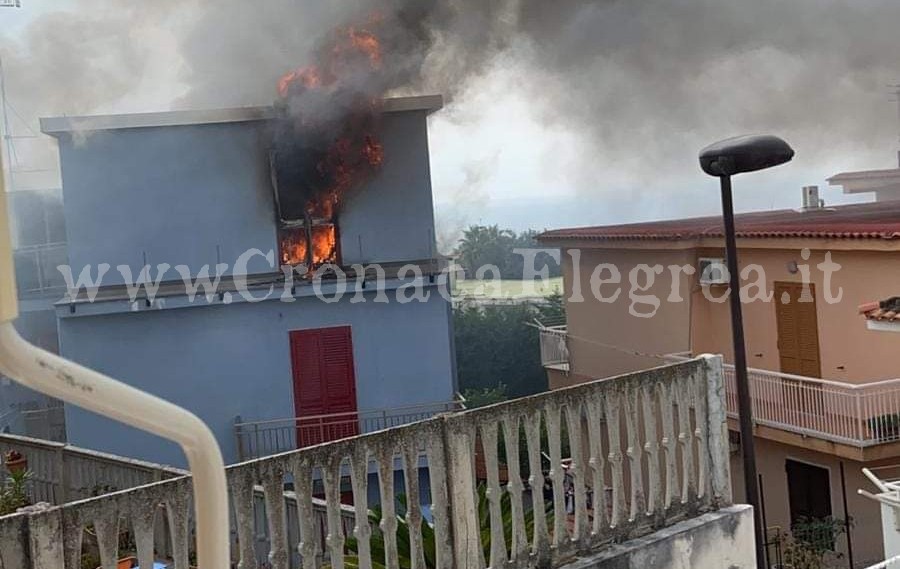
[891,84,900,167]
[0,0,20,191]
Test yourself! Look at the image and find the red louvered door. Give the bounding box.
[290,326,359,447]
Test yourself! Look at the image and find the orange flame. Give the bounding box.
[280,229,309,266]
[311,225,337,264]
[276,17,386,270]
[277,25,382,97]
[280,225,338,266]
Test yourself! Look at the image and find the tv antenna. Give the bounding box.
[891,84,900,166]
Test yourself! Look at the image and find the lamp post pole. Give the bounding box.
[700,134,793,569]
[719,174,765,568]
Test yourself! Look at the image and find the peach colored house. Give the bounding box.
[538,197,900,566]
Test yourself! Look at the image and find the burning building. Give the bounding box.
[39,92,455,465]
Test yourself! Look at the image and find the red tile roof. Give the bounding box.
[860,297,900,321]
[538,201,900,243]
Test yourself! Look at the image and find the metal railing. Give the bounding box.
[0,357,731,569]
[667,353,900,447]
[12,242,68,295]
[234,399,464,460]
[722,364,900,447]
[539,325,569,367]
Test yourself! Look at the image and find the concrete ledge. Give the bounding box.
[560,505,754,569]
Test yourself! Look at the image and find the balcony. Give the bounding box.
[234,400,464,460]
[0,358,750,569]
[668,354,900,457]
[539,325,569,370]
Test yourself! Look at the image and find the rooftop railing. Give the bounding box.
[0,357,730,569]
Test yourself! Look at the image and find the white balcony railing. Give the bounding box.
[539,325,569,367]
[667,353,900,447]
[0,357,731,569]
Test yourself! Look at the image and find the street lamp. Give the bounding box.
[699,134,794,569]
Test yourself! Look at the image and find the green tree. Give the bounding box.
[455,225,561,280]
[454,299,564,398]
[461,384,508,408]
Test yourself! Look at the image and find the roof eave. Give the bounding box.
[40,94,444,136]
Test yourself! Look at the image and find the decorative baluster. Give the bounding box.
[585,396,608,537]
[425,430,453,569]
[132,505,158,569]
[0,516,30,569]
[563,402,588,544]
[402,441,427,569]
[229,466,259,569]
[658,383,678,511]
[676,380,696,503]
[291,457,319,569]
[323,455,346,569]
[501,414,528,563]
[523,410,549,561]
[164,488,191,569]
[350,447,372,569]
[93,511,120,569]
[261,460,290,569]
[640,384,661,518]
[692,371,710,502]
[603,392,626,528]
[623,385,645,522]
[480,420,508,567]
[62,510,84,569]
[545,404,567,546]
[377,443,400,569]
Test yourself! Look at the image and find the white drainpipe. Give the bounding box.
[0,152,230,567]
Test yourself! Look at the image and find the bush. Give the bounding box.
[0,468,32,516]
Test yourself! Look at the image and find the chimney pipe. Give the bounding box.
[802,185,823,210]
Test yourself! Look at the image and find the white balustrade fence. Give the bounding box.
[0,357,731,569]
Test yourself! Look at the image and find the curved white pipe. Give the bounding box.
[0,323,230,568]
[1,126,228,566]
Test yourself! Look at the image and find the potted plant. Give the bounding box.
[0,467,31,516]
[3,450,27,474]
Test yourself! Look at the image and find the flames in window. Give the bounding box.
[272,18,387,269]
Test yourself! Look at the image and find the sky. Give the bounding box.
[0,1,896,248]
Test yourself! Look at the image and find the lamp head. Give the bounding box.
[699,134,794,177]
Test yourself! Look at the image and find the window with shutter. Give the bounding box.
[774,282,822,378]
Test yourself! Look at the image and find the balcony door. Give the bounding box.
[774,282,822,378]
[786,459,834,550]
[289,326,359,447]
